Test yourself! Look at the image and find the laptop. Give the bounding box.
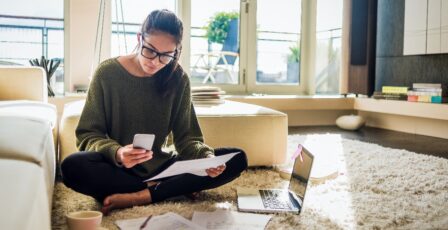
[237,145,314,214]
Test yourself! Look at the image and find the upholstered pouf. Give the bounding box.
[59,100,84,162]
[59,100,288,166]
[335,114,365,130]
[195,100,288,166]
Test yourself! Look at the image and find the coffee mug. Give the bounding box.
[66,210,102,230]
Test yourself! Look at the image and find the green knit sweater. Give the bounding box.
[76,58,214,177]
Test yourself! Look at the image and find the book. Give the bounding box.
[191,86,226,106]
[372,91,407,100]
[407,95,447,103]
[382,86,409,94]
[412,83,442,89]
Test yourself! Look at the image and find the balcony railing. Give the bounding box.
[1,15,342,93]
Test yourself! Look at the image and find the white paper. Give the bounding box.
[144,152,240,182]
[115,212,205,230]
[192,210,272,230]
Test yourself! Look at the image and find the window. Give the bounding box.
[0,0,64,95]
[69,0,345,95]
[189,0,241,85]
[111,0,176,57]
[185,0,344,95]
[314,0,343,94]
[256,0,301,85]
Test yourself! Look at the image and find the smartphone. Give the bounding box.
[133,134,155,150]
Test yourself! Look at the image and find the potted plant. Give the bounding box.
[287,45,300,83]
[29,56,61,97]
[205,11,239,48]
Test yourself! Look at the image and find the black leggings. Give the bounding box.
[61,148,248,203]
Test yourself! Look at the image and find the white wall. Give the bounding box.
[64,0,111,92]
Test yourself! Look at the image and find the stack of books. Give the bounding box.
[407,83,447,103]
[372,86,409,100]
[191,86,226,106]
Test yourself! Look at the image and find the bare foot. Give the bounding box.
[101,189,151,215]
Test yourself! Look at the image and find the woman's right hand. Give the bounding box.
[116,144,153,168]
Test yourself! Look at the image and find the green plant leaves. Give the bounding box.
[205,12,238,44]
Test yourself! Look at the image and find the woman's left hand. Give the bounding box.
[206,164,226,178]
[205,155,226,177]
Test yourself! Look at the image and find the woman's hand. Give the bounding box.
[116,144,153,168]
[205,155,226,178]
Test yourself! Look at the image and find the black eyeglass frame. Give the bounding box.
[140,40,177,65]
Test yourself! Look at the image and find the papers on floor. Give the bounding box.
[192,210,272,230]
[115,210,271,230]
[191,86,226,106]
[144,152,240,182]
[115,212,205,230]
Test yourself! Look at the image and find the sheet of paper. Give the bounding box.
[144,152,240,182]
[192,210,272,230]
[115,212,205,230]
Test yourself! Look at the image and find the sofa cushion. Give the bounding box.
[0,66,48,102]
[0,101,57,129]
[0,159,51,230]
[0,115,56,202]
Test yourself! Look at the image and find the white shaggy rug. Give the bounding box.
[52,134,448,229]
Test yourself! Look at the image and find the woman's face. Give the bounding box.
[137,31,177,76]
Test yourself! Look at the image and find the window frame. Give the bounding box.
[62,0,341,95]
[179,0,319,95]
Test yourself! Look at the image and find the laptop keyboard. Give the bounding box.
[259,190,293,210]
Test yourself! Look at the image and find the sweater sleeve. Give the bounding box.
[75,65,122,166]
[172,75,214,160]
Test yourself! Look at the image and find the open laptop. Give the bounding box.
[237,145,314,214]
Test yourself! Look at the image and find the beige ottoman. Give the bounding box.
[59,100,85,162]
[59,100,287,166]
[195,100,287,166]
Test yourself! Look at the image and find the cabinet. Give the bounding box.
[403,0,448,55]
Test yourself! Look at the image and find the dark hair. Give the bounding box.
[140,9,183,97]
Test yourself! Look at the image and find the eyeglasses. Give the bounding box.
[140,44,176,65]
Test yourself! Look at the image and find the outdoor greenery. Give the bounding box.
[288,45,301,63]
[205,11,239,44]
[29,56,61,97]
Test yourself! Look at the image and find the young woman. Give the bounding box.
[61,9,247,215]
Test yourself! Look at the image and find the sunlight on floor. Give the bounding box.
[302,134,356,229]
[215,201,233,209]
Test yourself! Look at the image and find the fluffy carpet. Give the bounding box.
[52,134,448,229]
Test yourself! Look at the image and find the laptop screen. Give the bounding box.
[288,145,314,205]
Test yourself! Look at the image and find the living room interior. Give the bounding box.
[1,0,447,229]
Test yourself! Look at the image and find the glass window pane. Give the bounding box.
[190,0,240,85]
[256,0,301,85]
[111,0,176,57]
[315,0,343,94]
[0,0,64,95]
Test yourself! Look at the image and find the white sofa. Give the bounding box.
[0,67,56,230]
[59,99,288,166]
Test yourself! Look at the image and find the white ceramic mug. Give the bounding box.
[66,210,102,230]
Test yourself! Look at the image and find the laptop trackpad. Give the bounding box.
[237,187,265,210]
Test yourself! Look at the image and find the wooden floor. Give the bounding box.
[288,126,448,159]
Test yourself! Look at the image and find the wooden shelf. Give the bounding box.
[354,98,448,121]
[228,95,355,111]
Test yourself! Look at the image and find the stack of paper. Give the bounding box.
[191,86,226,106]
[115,212,205,230]
[192,210,272,230]
[115,210,271,230]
